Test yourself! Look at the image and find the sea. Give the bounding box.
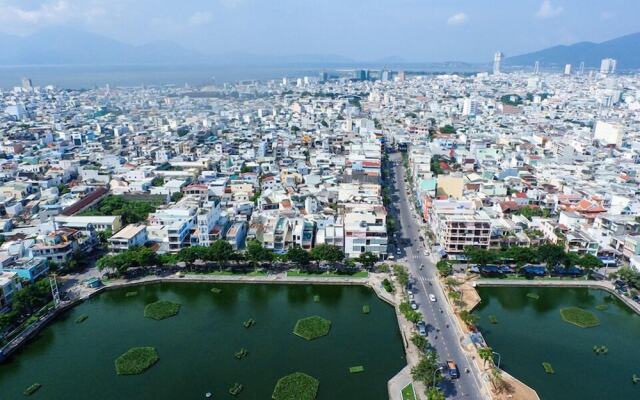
[0,63,484,90]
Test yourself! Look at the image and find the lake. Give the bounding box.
[0,282,405,399]
[474,286,640,400]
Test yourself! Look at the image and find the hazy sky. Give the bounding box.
[0,0,638,62]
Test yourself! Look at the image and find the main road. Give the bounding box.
[387,151,486,400]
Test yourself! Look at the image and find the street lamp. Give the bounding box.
[492,351,501,369]
[431,367,444,389]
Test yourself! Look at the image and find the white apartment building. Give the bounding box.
[108,224,148,253]
[343,204,388,259]
[428,200,491,254]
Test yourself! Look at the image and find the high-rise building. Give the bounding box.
[397,70,406,82]
[564,64,572,75]
[579,62,585,75]
[462,98,478,116]
[318,71,328,83]
[600,58,617,75]
[381,69,390,82]
[493,52,503,75]
[21,77,33,92]
[533,61,540,75]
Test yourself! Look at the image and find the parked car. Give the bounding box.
[429,294,437,302]
[410,301,418,310]
[417,321,427,337]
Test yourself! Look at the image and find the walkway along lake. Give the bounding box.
[474,286,640,400]
[0,282,406,400]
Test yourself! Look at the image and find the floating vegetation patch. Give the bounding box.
[542,362,554,374]
[560,307,600,328]
[349,365,365,373]
[23,383,41,396]
[313,295,320,303]
[293,316,331,341]
[75,315,89,324]
[115,347,159,375]
[362,305,370,314]
[211,287,222,294]
[526,293,540,300]
[243,318,255,329]
[228,383,243,396]
[125,291,138,297]
[144,301,181,320]
[595,304,608,311]
[593,345,608,355]
[488,315,498,324]
[234,348,248,360]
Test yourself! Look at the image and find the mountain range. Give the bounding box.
[505,32,640,70]
[1,28,639,69]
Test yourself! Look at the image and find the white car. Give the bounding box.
[429,294,437,302]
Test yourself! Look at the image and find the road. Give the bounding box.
[388,151,485,400]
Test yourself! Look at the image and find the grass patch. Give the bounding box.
[349,365,364,373]
[526,293,540,300]
[593,345,608,355]
[560,307,600,328]
[286,270,368,278]
[144,300,181,320]
[488,315,498,324]
[125,291,138,297]
[23,383,41,396]
[542,362,554,374]
[229,383,243,396]
[243,318,255,328]
[115,347,159,375]
[272,372,319,400]
[313,295,320,303]
[595,304,608,311]
[234,348,248,360]
[293,316,331,341]
[210,287,222,294]
[75,315,89,324]
[362,305,370,314]
[401,383,416,400]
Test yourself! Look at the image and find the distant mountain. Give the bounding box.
[0,28,207,65]
[505,32,640,70]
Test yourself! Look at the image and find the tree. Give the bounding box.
[411,350,442,387]
[97,228,112,245]
[562,252,581,269]
[310,244,344,267]
[436,260,453,277]
[285,246,311,270]
[411,333,427,352]
[426,387,446,400]
[151,177,164,187]
[171,192,184,202]
[357,252,378,270]
[478,346,494,366]
[210,240,234,269]
[579,254,603,275]
[392,264,409,287]
[537,244,565,268]
[459,310,479,328]
[464,247,496,266]
[245,240,272,268]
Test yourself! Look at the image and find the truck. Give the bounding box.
[447,360,460,379]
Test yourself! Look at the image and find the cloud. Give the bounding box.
[447,12,468,26]
[0,0,111,34]
[536,0,563,19]
[188,11,213,27]
[600,11,615,20]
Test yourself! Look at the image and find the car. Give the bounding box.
[396,249,401,255]
[409,293,415,301]
[410,301,418,310]
[429,294,437,302]
[446,360,460,379]
[417,321,427,336]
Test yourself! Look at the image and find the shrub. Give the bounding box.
[115,347,159,375]
[560,307,600,328]
[23,383,41,396]
[293,316,331,340]
[272,372,319,400]
[144,300,181,320]
[229,383,243,396]
[382,278,394,293]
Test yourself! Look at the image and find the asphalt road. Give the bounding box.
[388,151,485,400]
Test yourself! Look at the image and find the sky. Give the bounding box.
[0,0,638,62]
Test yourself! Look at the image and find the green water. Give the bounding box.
[0,283,405,399]
[475,286,640,400]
